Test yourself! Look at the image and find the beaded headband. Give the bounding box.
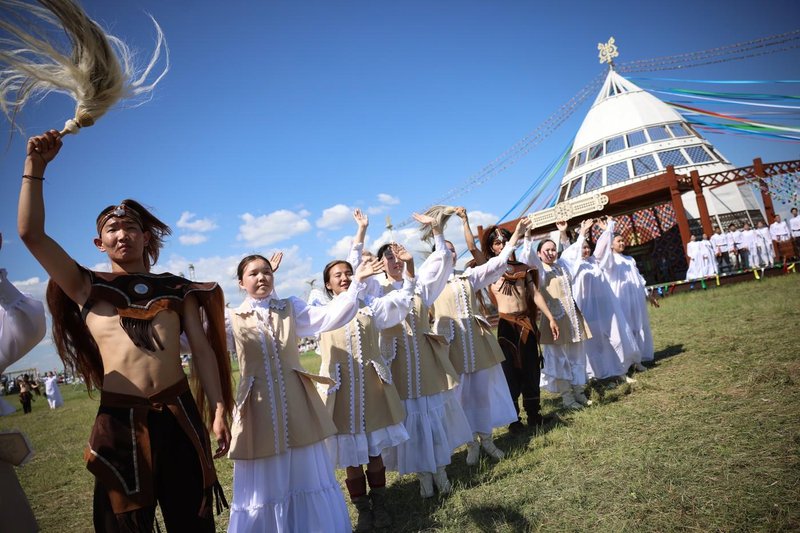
[96,204,144,235]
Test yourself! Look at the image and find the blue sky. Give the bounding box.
[2,0,799,372]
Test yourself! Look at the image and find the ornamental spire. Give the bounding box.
[597,37,619,69]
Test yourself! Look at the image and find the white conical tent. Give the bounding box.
[557,70,761,226]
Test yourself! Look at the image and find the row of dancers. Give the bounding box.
[15,130,658,533]
[692,212,800,279]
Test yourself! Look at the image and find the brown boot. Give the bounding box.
[369,487,391,529]
[346,476,372,533]
[366,468,391,529]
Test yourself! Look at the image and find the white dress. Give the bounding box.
[433,245,519,435]
[754,228,774,267]
[595,221,654,363]
[559,233,638,379]
[378,234,473,475]
[320,276,414,468]
[44,375,64,409]
[684,240,703,280]
[226,290,362,533]
[697,239,718,277]
[518,239,589,393]
[1,268,47,416]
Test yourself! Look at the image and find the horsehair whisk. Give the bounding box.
[0,0,168,136]
[418,205,458,243]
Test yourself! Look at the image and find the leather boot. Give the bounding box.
[345,476,372,533]
[369,487,391,529]
[478,433,504,460]
[366,468,391,529]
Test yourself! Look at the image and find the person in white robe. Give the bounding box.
[320,212,414,532]
[1,234,47,416]
[431,216,533,465]
[371,214,473,499]
[593,218,660,368]
[770,214,793,266]
[697,234,718,277]
[754,221,774,267]
[224,253,372,533]
[710,227,732,274]
[789,207,800,259]
[518,222,591,410]
[559,219,639,380]
[43,372,63,409]
[0,233,46,530]
[684,235,703,280]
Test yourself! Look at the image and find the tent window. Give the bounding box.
[627,130,647,147]
[606,161,630,186]
[583,169,603,193]
[657,149,689,168]
[632,154,659,176]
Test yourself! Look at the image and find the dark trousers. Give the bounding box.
[497,317,542,424]
[737,249,750,270]
[19,392,32,414]
[716,252,731,273]
[93,408,214,533]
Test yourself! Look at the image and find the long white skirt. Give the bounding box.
[228,441,350,533]
[455,364,518,435]
[382,388,473,474]
[540,342,588,393]
[325,423,409,468]
[46,386,64,409]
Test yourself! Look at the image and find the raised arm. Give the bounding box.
[594,217,616,272]
[346,208,370,269]
[455,207,486,265]
[369,272,416,330]
[466,217,531,291]
[560,219,591,277]
[0,268,47,371]
[18,130,90,305]
[412,212,453,306]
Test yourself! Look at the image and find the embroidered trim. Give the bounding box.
[409,299,422,398]
[355,316,367,433]
[344,322,357,434]
[265,306,290,451]
[254,307,280,453]
[325,363,342,395]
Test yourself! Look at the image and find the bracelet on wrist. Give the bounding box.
[22,174,44,181]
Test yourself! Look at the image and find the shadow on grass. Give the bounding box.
[653,343,685,363]
[467,504,536,531]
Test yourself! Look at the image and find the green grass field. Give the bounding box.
[2,275,799,532]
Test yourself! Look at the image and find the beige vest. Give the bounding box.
[538,262,591,345]
[380,284,458,400]
[228,299,337,460]
[319,307,406,435]
[432,276,504,375]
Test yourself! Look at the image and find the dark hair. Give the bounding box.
[323,260,353,298]
[236,254,271,281]
[536,239,555,252]
[432,239,455,253]
[95,199,171,271]
[376,243,392,260]
[480,225,512,259]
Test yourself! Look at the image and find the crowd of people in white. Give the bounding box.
[687,208,800,280]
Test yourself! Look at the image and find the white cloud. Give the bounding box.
[179,233,208,246]
[176,212,218,233]
[377,193,400,205]
[237,209,312,247]
[316,204,352,229]
[366,205,386,215]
